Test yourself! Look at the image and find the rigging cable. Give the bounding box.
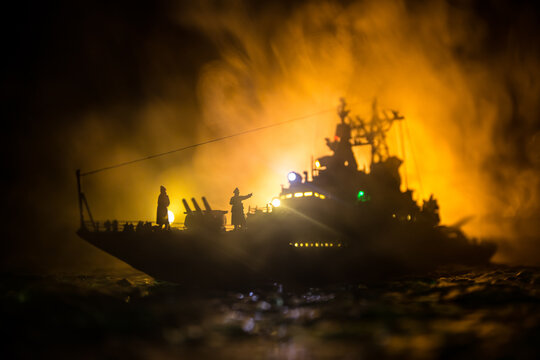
[80,105,352,177]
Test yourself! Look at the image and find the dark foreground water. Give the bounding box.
[1,266,539,359]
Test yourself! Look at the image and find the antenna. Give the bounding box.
[350,99,404,163]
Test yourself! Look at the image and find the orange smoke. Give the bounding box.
[177,0,539,264]
[66,0,540,267]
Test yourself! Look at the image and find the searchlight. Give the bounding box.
[287,171,301,183]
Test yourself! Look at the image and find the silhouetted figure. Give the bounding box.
[112,220,118,232]
[230,188,252,230]
[145,221,153,231]
[156,185,170,230]
[123,222,134,232]
[104,220,111,232]
[136,221,144,232]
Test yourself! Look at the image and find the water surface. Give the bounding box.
[2,266,539,359]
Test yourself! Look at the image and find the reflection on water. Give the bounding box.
[1,266,539,359]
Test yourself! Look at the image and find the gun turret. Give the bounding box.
[202,196,212,212]
[191,198,203,215]
[183,197,227,232]
[182,199,193,215]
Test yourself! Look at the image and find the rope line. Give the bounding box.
[80,106,342,177]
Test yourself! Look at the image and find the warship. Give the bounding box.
[76,99,496,288]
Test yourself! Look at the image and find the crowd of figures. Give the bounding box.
[93,220,157,233]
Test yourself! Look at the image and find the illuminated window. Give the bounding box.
[314,193,320,197]
[319,194,326,199]
[294,243,298,247]
[285,193,293,199]
[294,192,303,197]
[304,191,313,196]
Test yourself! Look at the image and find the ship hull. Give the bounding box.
[77,225,496,289]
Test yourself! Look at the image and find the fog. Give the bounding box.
[4,0,539,272]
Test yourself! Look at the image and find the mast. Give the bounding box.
[349,99,404,164]
[76,169,96,231]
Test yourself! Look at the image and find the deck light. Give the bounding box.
[168,210,175,224]
[271,198,281,207]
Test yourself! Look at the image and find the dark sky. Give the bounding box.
[3,0,540,272]
[4,0,221,271]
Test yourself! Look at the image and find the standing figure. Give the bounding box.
[156,185,170,230]
[229,187,252,230]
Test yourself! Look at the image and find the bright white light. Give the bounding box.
[168,210,175,224]
[271,198,281,207]
[288,172,297,182]
[315,160,321,168]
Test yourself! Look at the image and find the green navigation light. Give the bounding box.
[357,190,369,202]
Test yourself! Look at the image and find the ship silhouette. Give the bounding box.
[77,99,496,288]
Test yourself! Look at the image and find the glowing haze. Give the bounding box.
[179,0,539,264]
[58,0,539,267]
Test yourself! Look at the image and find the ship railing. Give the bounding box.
[82,220,237,232]
[247,204,273,215]
[82,220,187,232]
